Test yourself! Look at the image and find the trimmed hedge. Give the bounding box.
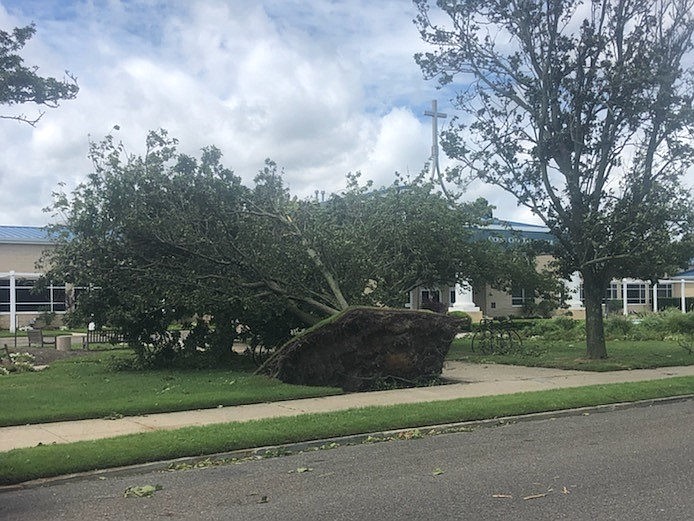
[657,297,694,312]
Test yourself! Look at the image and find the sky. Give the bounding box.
[1,1,689,228]
[0,0,540,227]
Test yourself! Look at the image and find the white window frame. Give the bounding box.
[626,283,647,304]
[511,287,528,307]
[657,283,673,299]
[421,289,441,303]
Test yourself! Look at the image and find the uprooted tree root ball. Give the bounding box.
[257,307,462,391]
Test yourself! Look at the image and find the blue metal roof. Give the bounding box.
[673,268,694,279]
[0,226,54,245]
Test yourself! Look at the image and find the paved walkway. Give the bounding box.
[2,362,693,452]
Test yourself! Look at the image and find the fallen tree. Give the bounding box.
[44,130,548,368]
[257,307,462,391]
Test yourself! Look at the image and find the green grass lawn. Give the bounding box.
[2,336,692,428]
[2,376,692,486]
[447,337,694,370]
[0,350,340,427]
[1,337,693,485]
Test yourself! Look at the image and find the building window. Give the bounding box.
[511,287,531,307]
[421,289,440,303]
[450,288,456,304]
[579,282,648,304]
[626,283,647,304]
[0,278,68,313]
[0,279,9,312]
[605,283,619,301]
[657,283,673,299]
[578,283,621,303]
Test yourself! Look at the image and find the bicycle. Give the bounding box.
[471,317,522,354]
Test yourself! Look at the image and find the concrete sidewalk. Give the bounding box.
[2,362,693,452]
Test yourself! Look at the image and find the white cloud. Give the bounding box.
[357,107,429,182]
[0,1,405,225]
[2,0,688,229]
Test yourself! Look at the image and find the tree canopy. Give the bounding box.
[44,130,540,365]
[415,0,694,358]
[1,23,78,125]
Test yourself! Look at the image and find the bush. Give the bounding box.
[606,299,623,315]
[448,311,472,331]
[526,316,584,341]
[603,315,634,339]
[521,299,559,318]
[420,298,448,314]
[625,314,668,341]
[507,310,694,342]
[595,310,694,341]
[552,316,579,331]
[663,310,694,335]
[508,318,544,331]
[656,297,694,312]
[34,308,57,329]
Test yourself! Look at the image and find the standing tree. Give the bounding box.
[1,24,78,125]
[415,0,694,358]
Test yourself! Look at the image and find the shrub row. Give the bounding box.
[522,309,694,341]
[656,297,694,313]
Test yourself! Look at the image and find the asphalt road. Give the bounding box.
[2,399,693,521]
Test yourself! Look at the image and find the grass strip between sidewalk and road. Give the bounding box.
[2,376,693,486]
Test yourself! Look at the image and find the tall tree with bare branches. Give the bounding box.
[415,0,694,358]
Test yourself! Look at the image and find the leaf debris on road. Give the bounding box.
[523,493,548,500]
[124,484,163,498]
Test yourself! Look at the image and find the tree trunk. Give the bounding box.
[582,272,608,359]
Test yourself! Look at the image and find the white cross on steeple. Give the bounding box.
[424,99,446,179]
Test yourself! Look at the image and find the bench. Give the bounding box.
[26,329,57,348]
[84,329,125,349]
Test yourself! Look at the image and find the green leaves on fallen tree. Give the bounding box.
[43,129,536,363]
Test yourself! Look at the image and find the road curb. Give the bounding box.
[3,393,692,492]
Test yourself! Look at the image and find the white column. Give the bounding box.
[9,271,16,333]
[622,278,628,316]
[681,279,686,313]
[653,283,658,312]
[565,272,584,309]
[449,282,480,312]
